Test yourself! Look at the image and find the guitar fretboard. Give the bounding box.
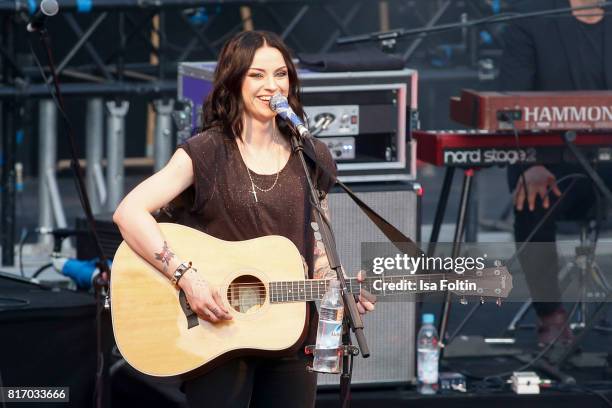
[268,274,450,303]
[269,280,330,303]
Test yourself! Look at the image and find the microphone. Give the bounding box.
[27,0,59,33]
[269,93,310,137]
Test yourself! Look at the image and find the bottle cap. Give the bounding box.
[422,313,435,324]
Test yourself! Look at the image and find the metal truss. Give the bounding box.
[0,0,384,102]
[0,0,506,100]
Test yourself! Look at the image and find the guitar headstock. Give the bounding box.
[449,266,512,301]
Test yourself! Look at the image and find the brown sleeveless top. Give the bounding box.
[177,128,337,278]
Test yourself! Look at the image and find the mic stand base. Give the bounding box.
[339,327,356,408]
[304,329,360,407]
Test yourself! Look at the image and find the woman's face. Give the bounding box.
[241,46,290,123]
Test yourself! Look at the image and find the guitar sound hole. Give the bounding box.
[227,275,266,314]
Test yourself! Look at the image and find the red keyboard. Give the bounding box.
[414,130,612,167]
[450,89,612,131]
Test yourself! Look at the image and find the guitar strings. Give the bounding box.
[205,274,463,293]
[219,274,487,288]
[220,286,348,293]
[215,281,375,291]
[203,274,454,288]
[220,278,470,300]
[215,280,333,286]
[211,280,374,289]
[219,282,341,299]
[218,275,452,290]
[209,276,447,285]
[222,290,332,296]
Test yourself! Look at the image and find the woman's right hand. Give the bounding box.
[178,270,233,323]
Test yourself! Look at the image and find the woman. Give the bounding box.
[113,30,374,407]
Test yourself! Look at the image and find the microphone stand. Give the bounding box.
[290,132,369,407]
[31,27,111,408]
[337,1,612,49]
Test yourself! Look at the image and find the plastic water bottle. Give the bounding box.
[313,280,344,373]
[417,313,440,394]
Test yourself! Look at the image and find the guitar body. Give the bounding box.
[111,223,307,377]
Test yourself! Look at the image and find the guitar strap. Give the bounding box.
[302,137,423,257]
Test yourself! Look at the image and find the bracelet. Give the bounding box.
[171,261,193,287]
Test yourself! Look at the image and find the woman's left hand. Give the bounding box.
[356,270,376,315]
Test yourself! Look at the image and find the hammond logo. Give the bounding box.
[524,105,612,124]
[444,148,537,165]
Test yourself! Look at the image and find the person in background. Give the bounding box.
[499,0,612,346]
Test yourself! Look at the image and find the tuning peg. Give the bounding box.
[460,296,468,305]
[496,298,503,307]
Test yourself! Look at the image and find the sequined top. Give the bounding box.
[178,128,337,276]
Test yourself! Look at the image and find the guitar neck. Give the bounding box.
[269,274,450,303]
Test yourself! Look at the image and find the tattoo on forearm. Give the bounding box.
[312,197,332,279]
[319,197,330,222]
[320,197,329,213]
[154,241,175,274]
[314,264,336,280]
[313,244,336,280]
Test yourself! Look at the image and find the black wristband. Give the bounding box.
[171,261,193,287]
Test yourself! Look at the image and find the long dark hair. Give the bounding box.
[201,31,304,141]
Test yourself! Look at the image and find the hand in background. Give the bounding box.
[513,165,562,211]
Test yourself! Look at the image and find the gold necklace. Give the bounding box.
[242,127,282,203]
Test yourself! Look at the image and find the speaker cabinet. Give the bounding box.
[0,274,109,407]
[318,182,420,386]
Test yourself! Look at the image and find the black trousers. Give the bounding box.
[183,355,317,408]
[511,163,612,317]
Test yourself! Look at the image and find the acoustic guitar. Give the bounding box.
[110,223,511,377]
